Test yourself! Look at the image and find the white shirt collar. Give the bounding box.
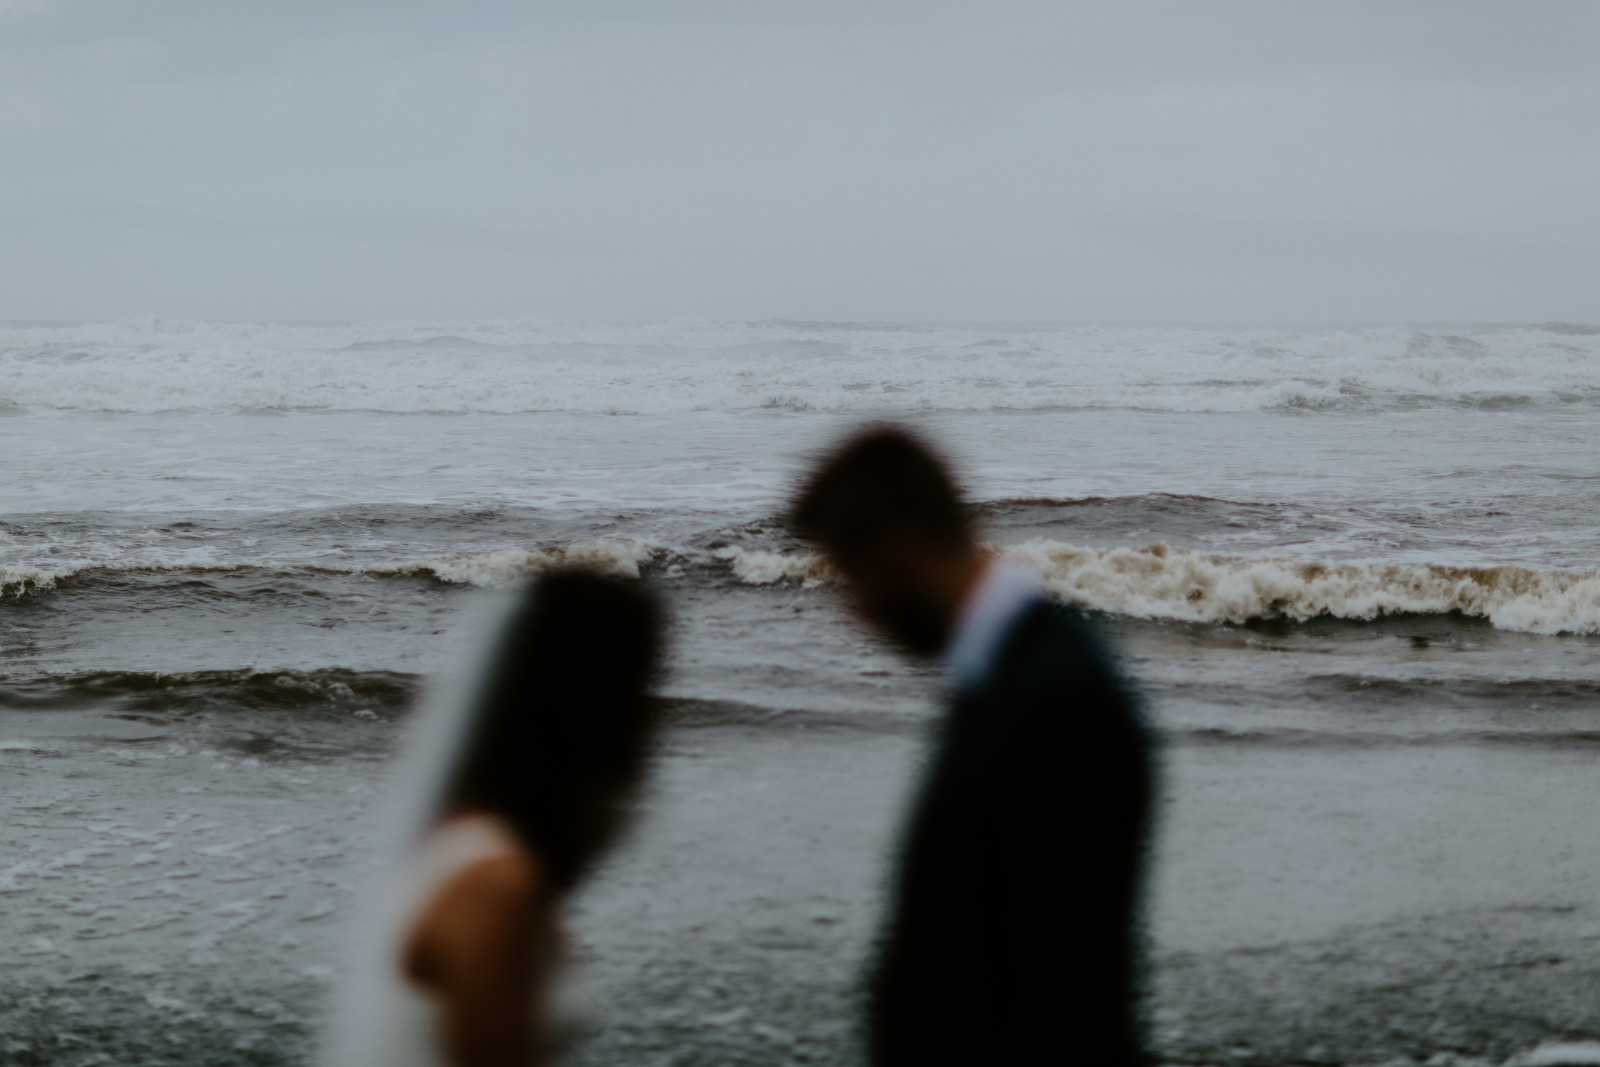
[942,563,1044,693]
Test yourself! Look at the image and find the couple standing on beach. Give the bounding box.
[329,423,1155,1067]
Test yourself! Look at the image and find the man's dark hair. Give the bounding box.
[789,425,971,556]
[446,568,663,893]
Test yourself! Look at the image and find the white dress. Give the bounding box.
[323,813,586,1067]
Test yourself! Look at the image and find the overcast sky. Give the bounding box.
[2,1,1596,323]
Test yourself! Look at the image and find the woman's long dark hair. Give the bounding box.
[444,569,664,894]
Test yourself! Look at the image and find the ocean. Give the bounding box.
[4,318,1600,1066]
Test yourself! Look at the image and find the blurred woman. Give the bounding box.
[325,569,663,1067]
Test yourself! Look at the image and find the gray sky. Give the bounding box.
[2,0,1597,322]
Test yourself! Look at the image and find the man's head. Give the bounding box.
[789,425,984,655]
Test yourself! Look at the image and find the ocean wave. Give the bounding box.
[1005,541,1600,634]
[713,546,833,586]
[362,539,659,585]
[0,668,417,718]
[0,539,659,596]
[3,320,1599,415]
[718,541,1600,635]
[13,529,1600,636]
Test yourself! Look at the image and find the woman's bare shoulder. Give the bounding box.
[403,826,545,988]
[439,849,540,913]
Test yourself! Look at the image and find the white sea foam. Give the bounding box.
[12,529,1600,634]
[714,546,833,586]
[2,320,1598,415]
[1509,1043,1600,1067]
[1003,541,1600,634]
[0,539,659,595]
[367,540,659,585]
[0,560,241,596]
[718,541,1600,635]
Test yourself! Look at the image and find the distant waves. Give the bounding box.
[4,320,1600,415]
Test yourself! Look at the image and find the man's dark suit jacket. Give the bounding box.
[868,599,1154,1066]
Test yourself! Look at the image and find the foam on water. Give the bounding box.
[365,539,658,585]
[718,541,1600,636]
[1512,1042,1600,1067]
[0,538,659,596]
[13,528,1600,635]
[4,320,1600,414]
[1009,541,1600,634]
[713,546,833,586]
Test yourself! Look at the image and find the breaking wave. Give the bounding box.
[0,539,659,596]
[14,527,1600,636]
[719,542,1600,635]
[364,539,659,585]
[713,546,833,586]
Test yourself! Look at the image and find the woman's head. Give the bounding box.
[446,568,664,893]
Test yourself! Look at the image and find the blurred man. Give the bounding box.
[790,424,1154,1067]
